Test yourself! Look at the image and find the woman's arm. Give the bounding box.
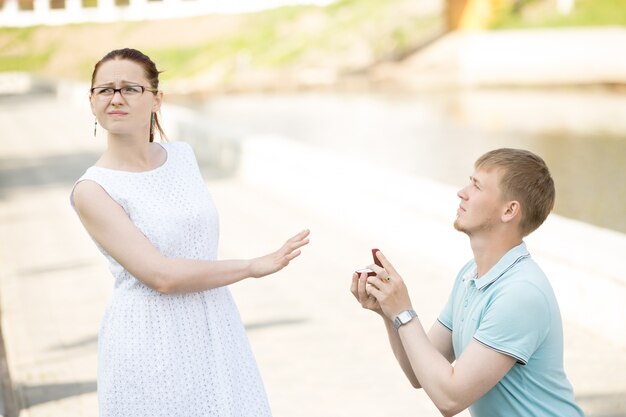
[73,180,310,294]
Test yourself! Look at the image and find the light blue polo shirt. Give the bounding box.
[438,242,585,417]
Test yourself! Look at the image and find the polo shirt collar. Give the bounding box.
[463,242,530,290]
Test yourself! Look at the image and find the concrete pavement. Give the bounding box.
[370,27,626,90]
[0,86,625,417]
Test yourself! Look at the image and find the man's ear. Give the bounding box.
[502,200,521,224]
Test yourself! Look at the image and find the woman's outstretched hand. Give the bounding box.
[249,229,311,278]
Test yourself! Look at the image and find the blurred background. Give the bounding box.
[0,1,625,416]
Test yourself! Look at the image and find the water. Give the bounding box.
[180,89,626,234]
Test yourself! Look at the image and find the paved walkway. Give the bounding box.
[371,27,626,89]
[0,88,625,417]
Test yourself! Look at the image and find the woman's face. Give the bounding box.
[90,59,162,139]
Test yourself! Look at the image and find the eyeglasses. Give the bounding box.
[90,85,157,101]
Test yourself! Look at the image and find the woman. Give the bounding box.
[71,48,310,416]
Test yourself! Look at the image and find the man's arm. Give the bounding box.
[398,320,516,416]
[351,270,457,389]
[367,251,516,416]
[383,319,455,389]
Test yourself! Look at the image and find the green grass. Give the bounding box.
[0,51,53,72]
[0,0,444,83]
[0,26,38,53]
[491,0,626,29]
[143,0,442,83]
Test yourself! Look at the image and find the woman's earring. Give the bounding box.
[150,113,155,136]
[93,118,98,138]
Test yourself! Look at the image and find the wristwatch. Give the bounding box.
[393,309,418,330]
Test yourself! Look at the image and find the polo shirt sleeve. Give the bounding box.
[473,281,551,365]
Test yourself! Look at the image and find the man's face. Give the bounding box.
[454,167,506,236]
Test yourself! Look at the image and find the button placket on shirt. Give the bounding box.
[461,280,477,322]
[460,267,478,323]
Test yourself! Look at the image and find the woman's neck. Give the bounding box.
[98,134,163,172]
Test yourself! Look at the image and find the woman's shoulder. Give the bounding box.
[161,140,193,153]
[161,140,199,167]
[70,175,114,213]
[73,177,107,200]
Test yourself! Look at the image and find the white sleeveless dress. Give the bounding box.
[71,141,272,417]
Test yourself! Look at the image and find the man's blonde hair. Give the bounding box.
[476,148,555,237]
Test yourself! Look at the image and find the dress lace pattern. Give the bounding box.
[71,141,272,417]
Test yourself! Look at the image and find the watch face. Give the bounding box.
[394,310,416,330]
[398,311,412,323]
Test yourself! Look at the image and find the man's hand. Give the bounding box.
[350,271,384,316]
[365,251,413,320]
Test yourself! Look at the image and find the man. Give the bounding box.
[351,148,585,417]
